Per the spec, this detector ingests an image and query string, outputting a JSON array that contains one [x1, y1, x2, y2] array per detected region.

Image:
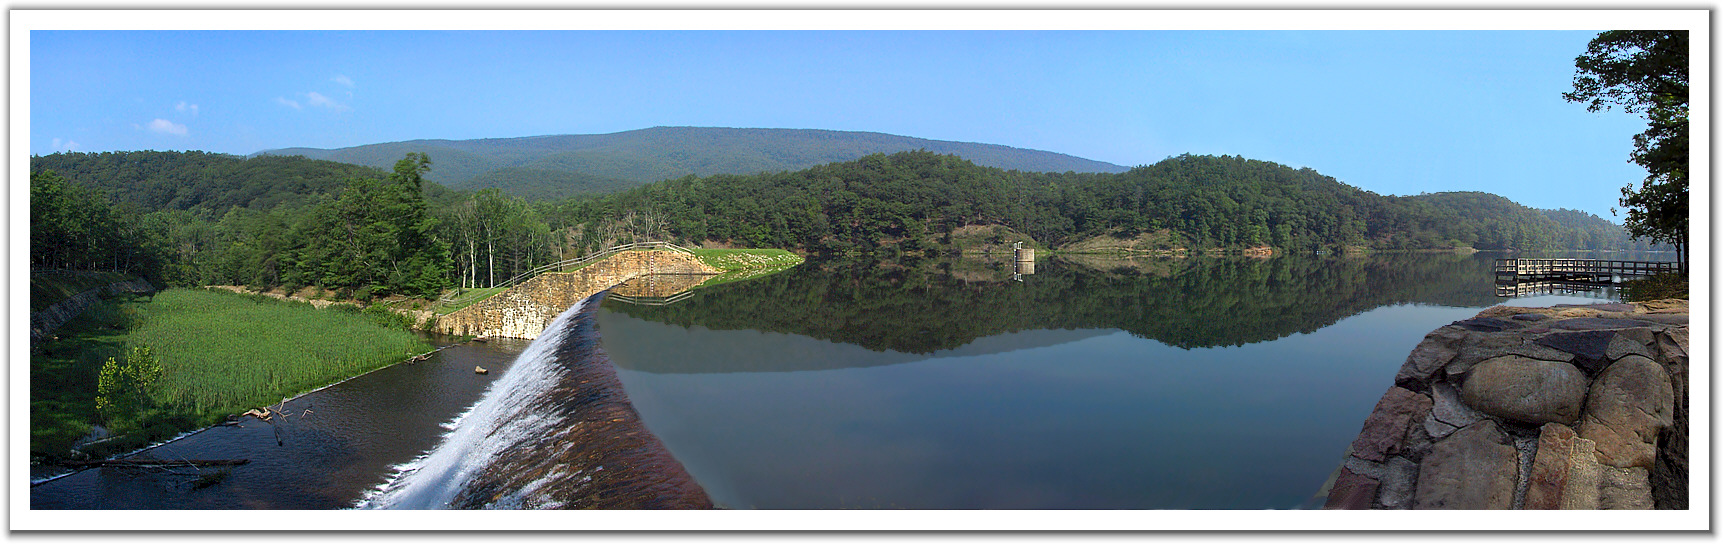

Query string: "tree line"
[[565, 150, 1664, 256], [32, 148, 1662, 302], [1565, 30, 1688, 270]]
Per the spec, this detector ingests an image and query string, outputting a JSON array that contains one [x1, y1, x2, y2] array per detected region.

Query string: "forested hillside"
[[564, 151, 1658, 254], [31, 151, 398, 213], [32, 148, 1658, 304], [261, 126, 1131, 198]]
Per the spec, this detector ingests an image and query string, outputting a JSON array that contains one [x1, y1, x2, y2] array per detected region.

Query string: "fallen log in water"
[[64, 459, 249, 468]]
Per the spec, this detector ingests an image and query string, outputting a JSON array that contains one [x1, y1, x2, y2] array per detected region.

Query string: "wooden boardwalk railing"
[[1493, 258, 1676, 284], [1493, 280, 1621, 299]]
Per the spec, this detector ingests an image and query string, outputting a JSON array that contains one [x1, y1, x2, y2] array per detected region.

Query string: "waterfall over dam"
[[357, 293, 712, 509]]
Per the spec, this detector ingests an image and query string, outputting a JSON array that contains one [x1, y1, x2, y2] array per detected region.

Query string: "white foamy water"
[[354, 301, 585, 509]]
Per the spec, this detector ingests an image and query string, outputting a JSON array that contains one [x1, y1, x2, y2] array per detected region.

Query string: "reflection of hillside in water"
[[1053, 253, 1187, 278], [601, 252, 1505, 370], [596, 316, 1113, 374]]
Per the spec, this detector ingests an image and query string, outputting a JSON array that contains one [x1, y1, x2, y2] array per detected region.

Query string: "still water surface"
[[29, 251, 1665, 509], [596, 252, 1649, 509]]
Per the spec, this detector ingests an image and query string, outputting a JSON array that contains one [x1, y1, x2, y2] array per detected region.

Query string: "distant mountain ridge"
[[258, 127, 1131, 200]]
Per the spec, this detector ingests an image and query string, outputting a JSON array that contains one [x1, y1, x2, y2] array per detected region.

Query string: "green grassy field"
[[690, 262, 803, 290], [431, 286, 509, 315], [31, 288, 432, 462], [689, 248, 804, 271]]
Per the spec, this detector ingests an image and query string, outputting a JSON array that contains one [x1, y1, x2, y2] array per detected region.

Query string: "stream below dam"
[[30, 335, 531, 509]]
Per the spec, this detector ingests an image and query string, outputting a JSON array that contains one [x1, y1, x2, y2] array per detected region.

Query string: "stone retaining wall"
[[1325, 300, 1689, 510], [30, 277, 156, 344], [432, 250, 721, 340]]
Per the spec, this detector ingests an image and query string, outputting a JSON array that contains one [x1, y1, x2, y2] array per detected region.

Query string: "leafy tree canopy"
[[1565, 30, 1688, 267]]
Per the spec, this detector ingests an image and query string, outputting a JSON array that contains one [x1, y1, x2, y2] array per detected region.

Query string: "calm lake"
[[29, 251, 1668, 509]]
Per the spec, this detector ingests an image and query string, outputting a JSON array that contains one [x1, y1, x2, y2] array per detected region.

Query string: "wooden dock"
[[1494, 259, 1676, 284]]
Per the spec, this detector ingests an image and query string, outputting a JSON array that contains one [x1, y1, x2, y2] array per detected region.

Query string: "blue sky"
[[31, 29, 1654, 219]]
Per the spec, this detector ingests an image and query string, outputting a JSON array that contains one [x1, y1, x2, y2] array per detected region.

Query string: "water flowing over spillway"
[[357, 294, 711, 509]]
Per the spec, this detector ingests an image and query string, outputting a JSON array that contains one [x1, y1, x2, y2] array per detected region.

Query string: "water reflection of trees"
[[604, 252, 1503, 353]]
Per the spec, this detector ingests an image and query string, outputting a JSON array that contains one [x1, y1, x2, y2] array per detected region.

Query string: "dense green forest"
[[261, 126, 1131, 195], [30, 151, 418, 213], [30, 171, 169, 277], [566, 151, 1662, 255], [32, 148, 1659, 303]]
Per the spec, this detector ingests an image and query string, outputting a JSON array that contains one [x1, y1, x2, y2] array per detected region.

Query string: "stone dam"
[[431, 249, 722, 340]]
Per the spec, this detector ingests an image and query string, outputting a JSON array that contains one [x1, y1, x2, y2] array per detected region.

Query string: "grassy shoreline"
[[30, 288, 433, 464], [689, 248, 804, 271]]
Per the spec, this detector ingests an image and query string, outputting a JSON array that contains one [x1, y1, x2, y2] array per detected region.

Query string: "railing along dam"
[[432, 248, 722, 340]]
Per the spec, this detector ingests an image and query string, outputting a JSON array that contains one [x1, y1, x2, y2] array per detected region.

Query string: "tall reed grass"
[[130, 288, 432, 425]]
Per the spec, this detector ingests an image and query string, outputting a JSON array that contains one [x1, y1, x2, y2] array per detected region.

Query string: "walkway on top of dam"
[[431, 243, 724, 340]]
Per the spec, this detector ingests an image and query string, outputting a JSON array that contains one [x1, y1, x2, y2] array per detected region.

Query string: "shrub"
[[95, 346, 162, 427]]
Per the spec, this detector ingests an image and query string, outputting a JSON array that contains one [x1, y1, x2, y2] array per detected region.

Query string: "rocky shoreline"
[[1324, 299, 1689, 510]]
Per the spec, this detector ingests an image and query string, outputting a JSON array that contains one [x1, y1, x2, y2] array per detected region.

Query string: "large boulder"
[[1443, 333, 1573, 383], [1577, 355, 1674, 469], [1413, 420, 1519, 509], [1348, 386, 1433, 463], [1460, 356, 1588, 426]]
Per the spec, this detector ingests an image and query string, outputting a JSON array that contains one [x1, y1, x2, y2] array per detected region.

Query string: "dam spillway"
[[358, 294, 712, 509]]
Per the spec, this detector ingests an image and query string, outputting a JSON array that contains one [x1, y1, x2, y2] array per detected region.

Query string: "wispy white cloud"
[[51, 138, 81, 152], [176, 101, 199, 116], [276, 96, 302, 110], [146, 118, 188, 136], [305, 91, 348, 111], [332, 74, 355, 88]]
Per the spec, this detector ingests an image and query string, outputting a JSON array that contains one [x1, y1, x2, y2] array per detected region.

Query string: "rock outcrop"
[[1325, 299, 1688, 510], [30, 277, 156, 344]]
